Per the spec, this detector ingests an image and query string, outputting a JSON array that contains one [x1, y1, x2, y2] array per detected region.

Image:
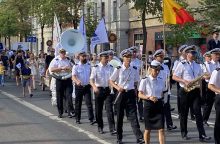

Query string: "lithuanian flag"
[[163, 0, 195, 25]]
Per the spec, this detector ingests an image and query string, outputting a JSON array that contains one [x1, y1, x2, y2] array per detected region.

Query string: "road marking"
[[0, 90, 111, 144]]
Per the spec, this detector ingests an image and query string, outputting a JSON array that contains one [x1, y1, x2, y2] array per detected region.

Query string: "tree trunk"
[[141, 9, 147, 58], [8, 36, 11, 50], [20, 35, 23, 42], [41, 24, 45, 52], [4, 37, 7, 48]]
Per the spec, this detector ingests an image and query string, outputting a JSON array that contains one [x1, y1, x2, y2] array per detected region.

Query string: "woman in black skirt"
[[138, 60, 165, 144]]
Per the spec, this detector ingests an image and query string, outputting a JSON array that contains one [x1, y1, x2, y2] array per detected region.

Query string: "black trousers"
[[95, 87, 115, 131], [214, 95, 220, 144], [177, 83, 181, 115], [75, 85, 94, 121], [179, 88, 206, 137], [164, 93, 174, 128], [56, 78, 74, 116], [203, 83, 216, 122], [116, 90, 143, 140]]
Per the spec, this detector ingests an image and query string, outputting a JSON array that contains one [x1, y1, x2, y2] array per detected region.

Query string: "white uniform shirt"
[[172, 56, 185, 71], [201, 61, 213, 82], [209, 69, 220, 94], [211, 60, 220, 71], [48, 56, 72, 76], [110, 64, 140, 90], [173, 61, 203, 87], [90, 63, 114, 87], [158, 63, 170, 91], [72, 62, 91, 86], [138, 75, 165, 99], [130, 58, 142, 71]]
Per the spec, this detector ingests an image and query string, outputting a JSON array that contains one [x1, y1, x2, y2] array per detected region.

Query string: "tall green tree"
[[124, 0, 162, 56], [199, 0, 220, 30]]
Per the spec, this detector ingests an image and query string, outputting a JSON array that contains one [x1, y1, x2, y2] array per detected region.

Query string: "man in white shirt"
[[72, 51, 94, 124], [109, 49, 144, 144], [208, 68, 220, 144], [90, 51, 116, 135]]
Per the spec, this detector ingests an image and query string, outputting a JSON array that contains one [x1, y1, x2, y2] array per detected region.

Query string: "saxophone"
[[184, 73, 208, 92]]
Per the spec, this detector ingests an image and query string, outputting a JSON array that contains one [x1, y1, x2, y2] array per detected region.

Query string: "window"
[[113, 1, 117, 21]]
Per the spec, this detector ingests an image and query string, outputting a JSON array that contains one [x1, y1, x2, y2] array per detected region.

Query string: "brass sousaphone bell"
[[60, 29, 85, 54]]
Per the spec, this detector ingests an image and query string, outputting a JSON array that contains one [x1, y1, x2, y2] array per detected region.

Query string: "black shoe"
[[58, 114, 62, 118], [136, 138, 144, 144], [30, 94, 33, 97], [170, 108, 175, 111], [76, 120, 81, 124], [110, 130, 117, 135], [90, 120, 97, 125], [167, 125, 177, 130], [199, 135, 211, 142], [68, 112, 75, 118], [191, 115, 196, 120], [98, 127, 104, 134], [182, 135, 190, 140], [116, 139, 123, 144], [203, 121, 209, 127]]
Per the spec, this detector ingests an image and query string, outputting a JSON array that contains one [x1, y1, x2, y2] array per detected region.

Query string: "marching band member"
[[172, 45, 187, 117], [172, 45, 211, 142], [109, 49, 144, 144], [153, 49, 177, 131], [90, 51, 116, 134], [203, 48, 220, 126], [49, 49, 75, 118], [138, 60, 165, 144], [208, 67, 220, 144], [72, 51, 95, 124], [130, 47, 144, 122]]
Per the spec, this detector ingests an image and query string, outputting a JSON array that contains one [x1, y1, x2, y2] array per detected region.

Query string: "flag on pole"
[[79, 16, 87, 52], [90, 18, 109, 53], [163, 0, 195, 25], [53, 13, 61, 56]]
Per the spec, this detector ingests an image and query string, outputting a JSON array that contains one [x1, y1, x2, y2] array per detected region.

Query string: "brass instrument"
[[184, 73, 208, 92]]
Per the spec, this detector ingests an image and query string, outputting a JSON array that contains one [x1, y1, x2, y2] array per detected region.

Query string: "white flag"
[[90, 18, 109, 53], [53, 13, 61, 56], [79, 16, 87, 52]]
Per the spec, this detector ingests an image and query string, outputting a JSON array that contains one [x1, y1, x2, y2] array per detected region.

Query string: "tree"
[[124, 0, 162, 56], [199, 0, 220, 30]]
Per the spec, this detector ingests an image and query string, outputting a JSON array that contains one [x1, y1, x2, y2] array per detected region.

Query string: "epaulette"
[[142, 76, 148, 79], [55, 58, 59, 61], [92, 65, 98, 67], [133, 66, 137, 70], [216, 68, 220, 71], [88, 63, 90, 65], [181, 61, 186, 64], [158, 77, 162, 79], [109, 65, 113, 67], [116, 66, 121, 69], [75, 64, 78, 66], [66, 57, 70, 60]]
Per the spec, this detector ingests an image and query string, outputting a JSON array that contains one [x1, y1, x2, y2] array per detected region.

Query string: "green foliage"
[[199, 0, 220, 30]]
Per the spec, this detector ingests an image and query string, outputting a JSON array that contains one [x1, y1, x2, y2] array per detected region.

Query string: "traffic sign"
[[26, 36, 37, 42]]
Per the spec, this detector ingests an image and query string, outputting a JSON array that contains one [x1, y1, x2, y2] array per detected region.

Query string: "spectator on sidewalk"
[[0, 61, 5, 86]]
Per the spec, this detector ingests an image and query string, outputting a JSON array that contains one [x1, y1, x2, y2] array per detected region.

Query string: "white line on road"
[[0, 90, 111, 144]]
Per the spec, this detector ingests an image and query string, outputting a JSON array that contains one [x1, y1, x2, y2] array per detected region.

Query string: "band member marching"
[[138, 60, 165, 144], [72, 51, 95, 124], [202, 48, 220, 126], [172, 45, 211, 142], [90, 51, 116, 135], [153, 49, 177, 130], [109, 49, 144, 144], [208, 67, 220, 144], [49, 49, 75, 118]]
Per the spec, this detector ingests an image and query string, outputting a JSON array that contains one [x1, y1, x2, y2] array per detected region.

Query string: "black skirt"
[[144, 99, 164, 130]]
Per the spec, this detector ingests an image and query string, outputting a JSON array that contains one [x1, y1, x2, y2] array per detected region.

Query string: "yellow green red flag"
[[163, 0, 195, 25]]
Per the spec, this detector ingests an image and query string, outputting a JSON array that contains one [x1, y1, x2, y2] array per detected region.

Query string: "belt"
[[76, 84, 90, 88], [124, 89, 134, 92], [98, 87, 109, 89]]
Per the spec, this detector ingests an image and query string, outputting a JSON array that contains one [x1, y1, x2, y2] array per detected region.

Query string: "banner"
[[90, 18, 109, 53], [53, 13, 61, 56], [79, 16, 87, 52]]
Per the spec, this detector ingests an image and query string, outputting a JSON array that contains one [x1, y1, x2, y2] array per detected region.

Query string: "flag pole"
[[163, 0, 166, 52]]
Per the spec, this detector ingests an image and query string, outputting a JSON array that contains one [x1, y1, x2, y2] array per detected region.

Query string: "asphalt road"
[[0, 78, 216, 144]]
